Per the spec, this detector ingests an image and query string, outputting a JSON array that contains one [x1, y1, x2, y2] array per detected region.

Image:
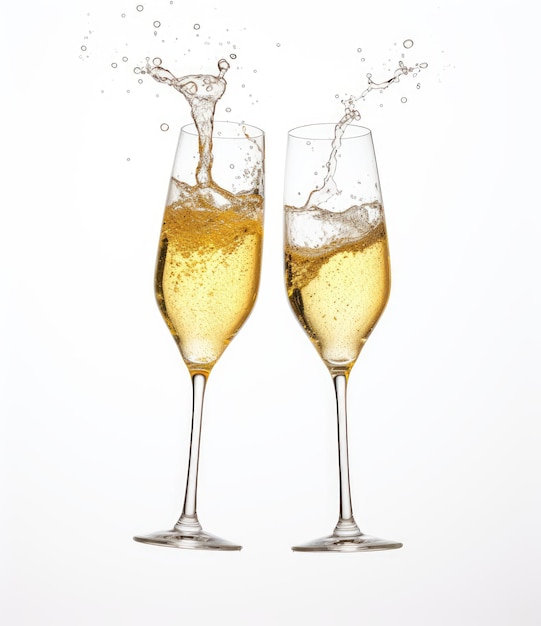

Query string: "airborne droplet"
[[136, 5, 144, 12], [160, 123, 169, 131], [403, 39, 414, 49]]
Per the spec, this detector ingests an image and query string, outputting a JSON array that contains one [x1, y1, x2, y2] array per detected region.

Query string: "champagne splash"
[[141, 58, 230, 185], [304, 50, 427, 210]]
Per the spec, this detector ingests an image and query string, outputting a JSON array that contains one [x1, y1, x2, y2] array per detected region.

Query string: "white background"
[[2, 0, 540, 624]]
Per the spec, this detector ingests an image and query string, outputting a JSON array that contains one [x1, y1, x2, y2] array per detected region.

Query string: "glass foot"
[[292, 532, 403, 552], [133, 529, 242, 551]]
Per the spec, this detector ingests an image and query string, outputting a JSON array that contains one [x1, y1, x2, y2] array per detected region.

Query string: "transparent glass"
[[284, 123, 402, 552], [134, 121, 265, 550]]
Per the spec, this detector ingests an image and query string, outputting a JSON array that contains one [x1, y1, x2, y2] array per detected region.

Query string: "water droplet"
[[335, 94, 339, 99], [160, 123, 169, 131], [138, 79, 143, 84], [127, 90, 130, 93], [153, 21, 161, 27], [253, 69, 257, 73], [153, 57, 162, 66], [361, 58, 365, 62], [276, 43, 281, 47], [416, 83, 421, 89], [306, 141, 311, 145], [379, 103, 383, 107], [136, 5, 144, 12], [403, 39, 414, 49], [121, 13, 126, 18], [81, 45, 87, 51], [122, 56, 128, 62], [134, 66, 141, 74], [230, 53, 237, 59], [127, 157, 131, 161], [401, 97, 407, 103], [229, 164, 235, 169], [419, 62, 428, 68], [111, 62, 118, 68], [357, 48, 362, 53], [225, 107, 231, 112], [193, 23, 200, 30]]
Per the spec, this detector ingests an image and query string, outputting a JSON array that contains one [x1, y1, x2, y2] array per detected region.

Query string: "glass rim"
[[181, 120, 264, 139], [288, 123, 372, 140]]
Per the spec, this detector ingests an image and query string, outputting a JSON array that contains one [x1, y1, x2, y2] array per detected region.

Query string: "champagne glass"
[[134, 121, 265, 550], [284, 123, 402, 552]]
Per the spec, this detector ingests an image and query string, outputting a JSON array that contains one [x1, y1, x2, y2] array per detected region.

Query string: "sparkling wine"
[[144, 59, 264, 374], [286, 209, 389, 376], [156, 191, 263, 375], [284, 52, 423, 376]]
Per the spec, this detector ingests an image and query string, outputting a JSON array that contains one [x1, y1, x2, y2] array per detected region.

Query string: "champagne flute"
[[284, 123, 402, 552], [134, 121, 265, 550]]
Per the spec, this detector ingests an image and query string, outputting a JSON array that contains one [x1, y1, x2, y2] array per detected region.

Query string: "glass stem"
[[333, 374, 362, 538], [175, 373, 207, 534]]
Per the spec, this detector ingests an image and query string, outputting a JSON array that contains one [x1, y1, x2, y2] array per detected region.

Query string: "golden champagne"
[[156, 187, 263, 375], [285, 219, 390, 377]]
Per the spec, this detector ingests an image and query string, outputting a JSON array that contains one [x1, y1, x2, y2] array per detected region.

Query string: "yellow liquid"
[[156, 192, 263, 375], [285, 221, 390, 376]]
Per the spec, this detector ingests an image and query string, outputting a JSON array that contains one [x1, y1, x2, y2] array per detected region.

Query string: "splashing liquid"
[[143, 58, 230, 185], [304, 54, 427, 210]]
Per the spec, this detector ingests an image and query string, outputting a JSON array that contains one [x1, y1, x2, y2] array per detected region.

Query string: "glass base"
[[133, 528, 242, 551], [292, 532, 403, 552]]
